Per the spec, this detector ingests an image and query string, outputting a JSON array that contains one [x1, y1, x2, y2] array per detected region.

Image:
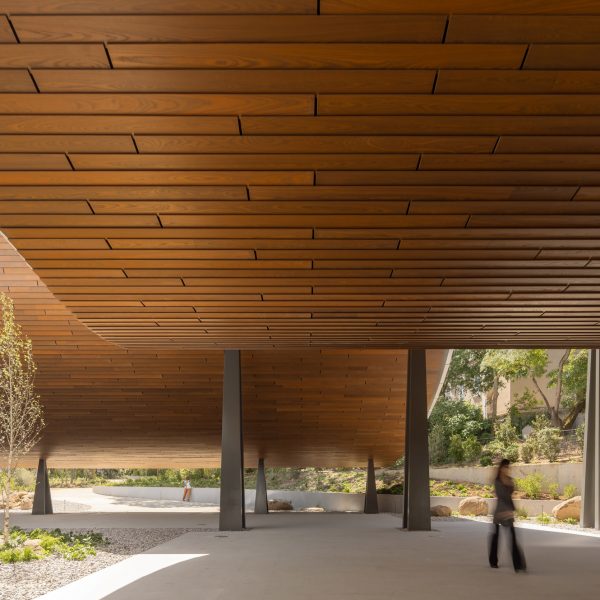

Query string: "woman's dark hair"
[[495, 458, 510, 480]]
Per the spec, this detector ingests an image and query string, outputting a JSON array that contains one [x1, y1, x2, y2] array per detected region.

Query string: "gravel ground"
[[0, 527, 215, 600]]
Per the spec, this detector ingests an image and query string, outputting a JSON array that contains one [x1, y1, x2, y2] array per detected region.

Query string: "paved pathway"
[[23, 511, 600, 600]]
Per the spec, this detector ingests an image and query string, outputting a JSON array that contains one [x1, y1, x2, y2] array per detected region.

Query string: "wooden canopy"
[[1, 233, 448, 467], [0, 0, 599, 349]]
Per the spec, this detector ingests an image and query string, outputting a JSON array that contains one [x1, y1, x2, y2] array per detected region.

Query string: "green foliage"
[[524, 415, 562, 462], [111, 468, 221, 488], [448, 434, 464, 463], [563, 484, 577, 499], [429, 479, 494, 498], [479, 453, 493, 467], [547, 349, 588, 412], [536, 512, 553, 525], [0, 527, 105, 563], [428, 397, 487, 465], [482, 349, 549, 381], [462, 436, 482, 462], [484, 417, 520, 462], [520, 440, 535, 463], [548, 482, 560, 499], [561, 517, 579, 525], [441, 349, 498, 400], [515, 473, 545, 499], [512, 388, 539, 412], [428, 424, 449, 465]]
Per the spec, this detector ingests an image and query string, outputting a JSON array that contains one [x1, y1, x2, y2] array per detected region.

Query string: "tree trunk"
[[562, 396, 586, 430], [2, 464, 12, 541], [487, 376, 500, 420]]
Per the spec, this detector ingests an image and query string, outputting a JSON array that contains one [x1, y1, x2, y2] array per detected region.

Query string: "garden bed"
[[0, 527, 210, 600]]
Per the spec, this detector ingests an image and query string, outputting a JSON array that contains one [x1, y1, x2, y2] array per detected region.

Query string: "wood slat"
[[0, 70, 37, 92], [0, 44, 109, 68], [109, 43, 526, 69], [318, 94, 600, 116], [0, 1, 319, 15], [525, 45, 600, 69], [446, 16, 600, 43], [0, 135, 136, 153], [69, 153, 419, 171], [12, 15, 446, 43], [435, 71, 600, 94], [320, 0, 600, 14], [242, 116, 600, 135], [0, 115, 240, 134], [135, 135, 495, 154], [33, 69, 435, 94], [0, 94, 314, 115]]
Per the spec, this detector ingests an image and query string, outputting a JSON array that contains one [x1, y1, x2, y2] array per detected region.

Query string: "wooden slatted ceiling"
[[1, 1, 600, 348], [1, 234, 448, 467]]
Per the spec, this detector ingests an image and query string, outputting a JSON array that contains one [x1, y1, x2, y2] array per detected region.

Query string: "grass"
[[0, 527, 106, 564]]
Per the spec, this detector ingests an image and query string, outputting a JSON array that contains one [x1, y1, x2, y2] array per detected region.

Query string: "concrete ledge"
[[93, 487, 562, 516], [430, 463, 582, 490]]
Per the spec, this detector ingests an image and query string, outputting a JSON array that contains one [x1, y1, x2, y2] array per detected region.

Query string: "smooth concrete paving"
[[19, 511, 600, 600]]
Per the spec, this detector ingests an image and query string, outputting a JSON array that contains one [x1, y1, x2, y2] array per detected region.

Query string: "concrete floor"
[[18, 509, 600, 600]]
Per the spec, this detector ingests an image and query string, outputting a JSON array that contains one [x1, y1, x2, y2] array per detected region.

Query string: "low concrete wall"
[[93, 487, 560, 516], [430, 463, 582, 492]]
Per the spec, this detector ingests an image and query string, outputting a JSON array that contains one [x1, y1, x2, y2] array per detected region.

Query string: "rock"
[[430, 505, 452, 517], [552, 496, 581, 521], [268, 499, 293, 511], [23, 539, 42, 548], [300, 507, 325, 512], [20, 498, 33, 510], [458, 497, 489, 516]]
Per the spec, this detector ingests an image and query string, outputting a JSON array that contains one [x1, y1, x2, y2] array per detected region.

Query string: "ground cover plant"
[[0, 527, 105, 563]]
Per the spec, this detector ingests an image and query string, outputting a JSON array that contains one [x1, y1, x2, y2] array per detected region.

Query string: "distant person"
[[489, 459, 526, 572], [182, 478, 192, 502]]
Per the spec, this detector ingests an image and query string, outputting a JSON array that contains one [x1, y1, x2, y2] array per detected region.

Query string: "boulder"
[[300, 507, 325, 513], [23, 539, 41, 548], [430, 505, 452, 517], [268, 499, 293, 511], [20, 498, 33, 510], [458, 497, 489, 517], [552, 496, 581, 521]]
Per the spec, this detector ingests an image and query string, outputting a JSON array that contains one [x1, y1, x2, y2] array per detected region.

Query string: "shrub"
[[520, 440, 535, 463], [0, 547, 40, 563], [563, 484, 577, 499], [484, 417, 520, 463], [535, 427, 561, 462], [429, 423, 450, 465], [515, 473, 545, 499], [562, 517, 578, 525], [536, 512, 552, 525], [462, 436, 482, 463], [479, 453, 493, 467], [548, 482, 560, 499], [448, 434, 465, 463]]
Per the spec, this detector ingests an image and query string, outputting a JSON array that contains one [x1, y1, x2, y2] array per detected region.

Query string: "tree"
[[547, 349, 587, 429], [441, 349, 498, 417], [0, 292, 44, 540]]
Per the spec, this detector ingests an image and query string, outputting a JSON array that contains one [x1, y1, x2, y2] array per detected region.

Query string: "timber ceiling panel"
[[1, 233, 447, 467], [0, 0, 600, 348]]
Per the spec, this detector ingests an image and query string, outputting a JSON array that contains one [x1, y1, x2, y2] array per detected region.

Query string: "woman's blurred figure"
[[489, 459, 526, 572]]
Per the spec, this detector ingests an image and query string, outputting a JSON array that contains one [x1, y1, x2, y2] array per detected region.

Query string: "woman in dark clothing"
[[489, 459, 526, 572]]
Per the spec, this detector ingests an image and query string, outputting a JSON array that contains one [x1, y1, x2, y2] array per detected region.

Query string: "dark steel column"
[[404, 348, 431, 531], [32, 458, 53, 515], [402, 375, 411, 528], [254, 458, 269, 514], [219, 350, 245, 531], [582, 349, 598, 528], [364, 457, 379, 514]]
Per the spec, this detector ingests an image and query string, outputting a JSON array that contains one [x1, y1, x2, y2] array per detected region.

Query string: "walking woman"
[[489, 459, 526, 572]]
